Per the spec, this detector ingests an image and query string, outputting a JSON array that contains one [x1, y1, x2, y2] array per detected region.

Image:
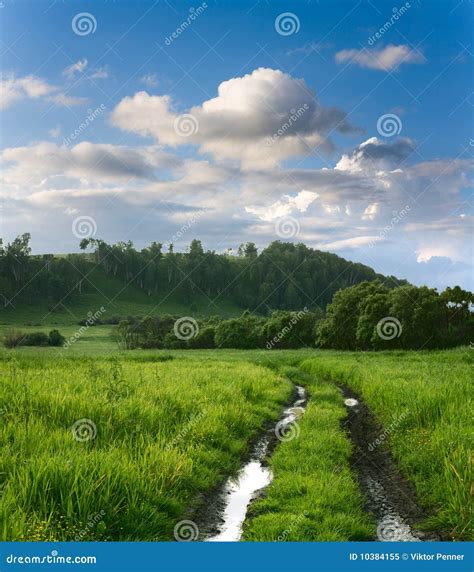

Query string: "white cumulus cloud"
[[111, 67, 361, 169]]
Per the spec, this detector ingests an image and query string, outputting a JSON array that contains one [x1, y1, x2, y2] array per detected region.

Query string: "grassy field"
[[300, 350, 473, 540], [0, 354, 292, 540], [0, 342, 472, 541]]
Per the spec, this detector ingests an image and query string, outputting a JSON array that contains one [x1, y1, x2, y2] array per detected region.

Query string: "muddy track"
[[194, 384, 308, 541], [340, 385, 441, 541]]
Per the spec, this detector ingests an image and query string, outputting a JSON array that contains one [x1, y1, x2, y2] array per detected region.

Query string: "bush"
[[4, 329, 66, 348], [215, 315, 262, 349], [188, 326, 216, 349], [21, 332, 49, 346], [3, 329, 25, 348], [48, 329, 65, 347], [162, 332, 187, 349]]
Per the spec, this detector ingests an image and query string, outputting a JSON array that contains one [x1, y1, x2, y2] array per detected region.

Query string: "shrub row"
[[3, 329, 65, 348]]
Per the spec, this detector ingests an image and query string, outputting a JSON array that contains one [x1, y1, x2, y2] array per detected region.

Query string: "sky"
[[0, 0, 473, 290]]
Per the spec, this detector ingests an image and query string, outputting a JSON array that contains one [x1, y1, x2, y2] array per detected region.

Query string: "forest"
[[0, 234, 404, 312]]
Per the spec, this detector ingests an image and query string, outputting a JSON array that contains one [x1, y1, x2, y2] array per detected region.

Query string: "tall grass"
[[0, 356, 291, 540], [243, 367, 373, 541], [1, 347, 470, 541], [301, 349, 473, 540]]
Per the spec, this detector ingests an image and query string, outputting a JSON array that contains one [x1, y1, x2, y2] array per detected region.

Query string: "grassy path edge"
[[300, 354, 473, 541], [242, 366, 374, 541]]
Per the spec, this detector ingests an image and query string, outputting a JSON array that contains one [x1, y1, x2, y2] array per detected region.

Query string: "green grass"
[[0, 354, 292, 540], [300, 349, 473, 540], [243, 367, 373, 541], [0, 346, 471, 541]]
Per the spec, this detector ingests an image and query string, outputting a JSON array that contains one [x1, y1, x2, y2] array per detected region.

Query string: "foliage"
[[316, 281, 473, 350], [214, 312, 263, 349], [0, 233, 402, 313], [3, 328, 66, 348], [48, 329, 66, 347], [115, 310, 324, 350], [3, 329, 26, 348]]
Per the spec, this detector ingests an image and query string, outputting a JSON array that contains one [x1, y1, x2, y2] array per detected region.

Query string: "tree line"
[[116, 280, 473, 351], [0, 234, 404, 312], [79, 237, 405, 311], [0, 234, 88, 309]]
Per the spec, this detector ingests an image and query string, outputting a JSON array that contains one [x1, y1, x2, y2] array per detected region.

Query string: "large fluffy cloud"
[[110, 67, 361, 168]]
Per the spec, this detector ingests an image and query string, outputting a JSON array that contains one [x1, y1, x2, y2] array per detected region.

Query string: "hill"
[[0, 234, 406, 326]]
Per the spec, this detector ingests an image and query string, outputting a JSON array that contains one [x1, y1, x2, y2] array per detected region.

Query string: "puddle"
[[340, 386, 439, 542], [201, 385, 308, 542]]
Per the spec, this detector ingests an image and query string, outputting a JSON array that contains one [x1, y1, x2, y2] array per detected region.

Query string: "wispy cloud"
[[335, 44, 425, 71], [140, 73, 159, 87], [89, 67, 109, 80], [63, 58, 88, 79], [0, 74, 86, 109]]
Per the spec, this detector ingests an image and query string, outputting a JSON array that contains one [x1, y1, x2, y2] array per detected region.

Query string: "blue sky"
[[1, 0, 473, 290]]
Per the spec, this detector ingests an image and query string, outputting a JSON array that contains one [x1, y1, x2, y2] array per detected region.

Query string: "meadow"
[[0, 340, 472, 541], [0, 353, 292, 540], [301, 350, 473, 540]]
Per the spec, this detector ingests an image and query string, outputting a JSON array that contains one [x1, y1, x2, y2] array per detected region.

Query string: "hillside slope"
[[0, 236, 406, 326], [0, 265, 243, 326]]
